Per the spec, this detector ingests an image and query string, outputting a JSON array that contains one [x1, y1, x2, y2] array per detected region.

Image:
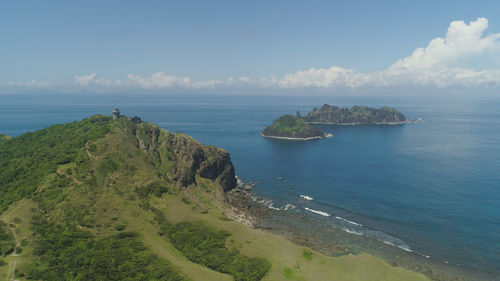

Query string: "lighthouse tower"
[[112, 107, 121, 120]]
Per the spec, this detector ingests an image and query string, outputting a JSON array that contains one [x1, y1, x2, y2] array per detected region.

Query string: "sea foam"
[[335, 216, 363, 226], [305, 207, 331, 217]]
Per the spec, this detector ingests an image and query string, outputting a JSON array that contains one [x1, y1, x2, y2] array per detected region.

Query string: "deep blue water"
[[1, 94, 499, 274]]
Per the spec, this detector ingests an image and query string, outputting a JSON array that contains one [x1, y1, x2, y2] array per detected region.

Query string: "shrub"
[[2, 246, 14, 256], [302, 249, 313, 260], [28, 219, 187, 281], [115, 224, 127, 231], [154, 211, 270, 281], [15, 247, 23, 254]]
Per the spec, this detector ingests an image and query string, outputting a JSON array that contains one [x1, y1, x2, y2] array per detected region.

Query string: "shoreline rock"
[[261, 133, 333, 141], [225, 177, 491, 281]]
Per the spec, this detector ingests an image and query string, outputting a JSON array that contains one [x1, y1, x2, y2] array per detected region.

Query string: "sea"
[[1, 93, 499, 279]]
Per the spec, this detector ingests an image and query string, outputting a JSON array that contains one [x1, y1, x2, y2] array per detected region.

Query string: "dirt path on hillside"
[[8, 227, 20, 281]]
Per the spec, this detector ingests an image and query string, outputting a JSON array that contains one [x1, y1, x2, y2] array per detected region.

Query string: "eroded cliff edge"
[[124, 120, 237, 192]]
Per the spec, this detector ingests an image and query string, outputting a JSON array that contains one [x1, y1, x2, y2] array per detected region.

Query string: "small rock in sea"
[[244, 185, 252, 191], [289, 184, 294, 186], [278, 177, 284, 180]]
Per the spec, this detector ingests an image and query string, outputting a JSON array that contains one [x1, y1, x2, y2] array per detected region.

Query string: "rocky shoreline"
[[308, 121, 410, 125], [226, 178, 496, 281], [307, 118, 424, 126], [260, 133, 333, 141]]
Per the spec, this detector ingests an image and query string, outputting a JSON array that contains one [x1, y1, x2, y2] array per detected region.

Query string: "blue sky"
[[1, 0, 500, 93]]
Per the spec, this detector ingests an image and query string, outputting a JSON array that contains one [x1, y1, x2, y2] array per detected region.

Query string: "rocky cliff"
[[128, 121, 236, 191]]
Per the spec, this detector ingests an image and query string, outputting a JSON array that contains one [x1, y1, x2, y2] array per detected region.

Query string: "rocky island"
[[261, 114, 331, 140], [303, 104, 407, 125]]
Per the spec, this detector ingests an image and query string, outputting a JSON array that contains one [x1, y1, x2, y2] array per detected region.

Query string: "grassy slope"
[[0, 116, 428, 281], [154, 194, 428, 281], [0, 199, 37, 281], [0, 120, 234, 281]]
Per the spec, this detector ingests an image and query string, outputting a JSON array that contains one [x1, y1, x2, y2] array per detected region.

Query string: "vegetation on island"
[[0, 134, 12, 143], [0, 114, 429, 281], [302, 104, 407, 124], [261, 114, 326, 139]]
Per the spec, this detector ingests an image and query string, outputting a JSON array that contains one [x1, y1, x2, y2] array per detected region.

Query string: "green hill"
[[261, 114, 326, 139], [0, 115, 428, 281]]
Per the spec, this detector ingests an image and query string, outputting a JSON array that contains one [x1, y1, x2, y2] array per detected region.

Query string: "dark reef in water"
[[227, 180, 497, 281]]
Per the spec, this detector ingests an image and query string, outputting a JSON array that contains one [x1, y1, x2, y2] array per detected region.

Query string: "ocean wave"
[[342, 228, 364, 236], [305, 207, 331, 217], [268, 202, 296, 211], [382, 240, 413, 253], [300, 195, 314, 201], [268, 203, 281, 210], [335, 216, 363, 226], [381, 240, 431, 259]]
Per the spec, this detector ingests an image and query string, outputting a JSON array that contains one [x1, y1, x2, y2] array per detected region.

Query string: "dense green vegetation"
[[0, 221, 14, 257], [154, 210, 270, 281], [0, 115, 112, 213], [0, 116, 193, 280], [270, 114, 307, 134], [28, 217, 187, 281], [0, 115, 271, 281], [261, 114, 325, 138], [0, 134, 12, 143], [303, 104, 407, 124], [135, 180, 173, 199]]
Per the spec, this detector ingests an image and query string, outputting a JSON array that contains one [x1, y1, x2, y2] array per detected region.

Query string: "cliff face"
[[303, 104, 407, 124], [131, 122, 236, 192]]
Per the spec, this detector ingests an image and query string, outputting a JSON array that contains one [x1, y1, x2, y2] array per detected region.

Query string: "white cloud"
[[126, 72, 191, 88], [4, 18, 500, 92], [74, 73, 97, 86], [390, 18, 499, 70], [0, 78, 62, 88], [273, 18, 500, 89], [74, 73, 121, 87]]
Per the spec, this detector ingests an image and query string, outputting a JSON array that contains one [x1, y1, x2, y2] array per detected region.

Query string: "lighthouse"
[[112, 107, 121, 120]]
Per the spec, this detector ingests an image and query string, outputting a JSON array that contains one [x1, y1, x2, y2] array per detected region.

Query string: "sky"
[[1, 0, 500, 94]]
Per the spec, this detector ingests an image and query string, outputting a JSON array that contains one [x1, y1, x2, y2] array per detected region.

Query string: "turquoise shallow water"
[[1, 94, 499, 276]]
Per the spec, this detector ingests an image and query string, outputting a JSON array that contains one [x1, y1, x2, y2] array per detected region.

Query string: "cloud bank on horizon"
[[5, 18, 500, 92]]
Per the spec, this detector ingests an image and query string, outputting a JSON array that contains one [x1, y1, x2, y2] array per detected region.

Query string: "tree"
[[131, 116, 142, 124]]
